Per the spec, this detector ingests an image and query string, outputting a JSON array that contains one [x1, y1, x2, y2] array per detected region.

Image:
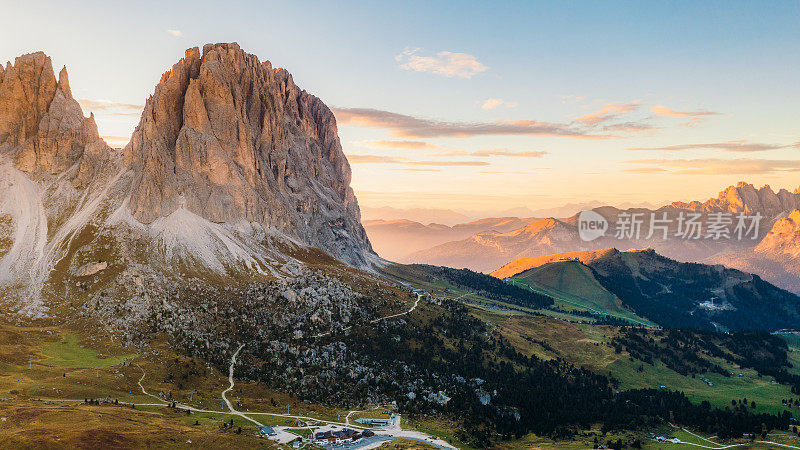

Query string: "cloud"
[[471, 149, 548, 158], [333, 107, 605, 139], [570, 102, 655, 134], [101, 135, 132, 145], [360, 140, 441, 150], [394, 168, 441, 172], [395, 48, 488, 79], [78, 99, 144, 116], [409, 160, 490, 167], [575, 102, 639, 125], [481, 98, 517, 110], [651, 105, 720, 126], [478, 170, 550, 174], [627, 140, 795, 153], [347, 155, 404, 164], [346, 154, 489, 166], [357, 140, 547, 158], [624, 158, 800, 175], [166, 29, 183, 38], [623, 167, 668, 174]]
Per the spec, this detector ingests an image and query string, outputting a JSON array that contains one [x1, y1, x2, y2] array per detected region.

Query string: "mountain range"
[[386, 183, 800, 293], [364, 216, 538, 261]]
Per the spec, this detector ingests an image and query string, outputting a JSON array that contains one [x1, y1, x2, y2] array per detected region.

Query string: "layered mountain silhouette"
[[403, 183, 800, 293], [364, 216, 538, 261]]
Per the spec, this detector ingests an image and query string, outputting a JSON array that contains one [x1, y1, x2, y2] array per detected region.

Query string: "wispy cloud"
[[101, 135, 131, 147], [478, 170, 550, 174], [627, 140, 797, 152], [166, 29, 183, 38], [347, 155, 404, 164], [625, 158, 800, 175], [78, 99, 144, 117], [333, 107, 605, 139], [356, 140, 548, 159], [623, 167, 667, 174], [359, 140, 441, 150], [410, 160, 490, 166], [347, 154, 489, 166], [574, 102, 639, 125], [472, 149, 548, 158], [395, 48, 488, 79], [394, 168, 441, 172], [482, 98, 517, 110], [651, 105, 720, 126]]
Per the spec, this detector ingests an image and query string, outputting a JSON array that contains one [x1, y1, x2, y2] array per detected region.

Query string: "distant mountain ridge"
[[404, 183, 800, 284], [364, 216, 538, 261], [360, 206, 472, 226]]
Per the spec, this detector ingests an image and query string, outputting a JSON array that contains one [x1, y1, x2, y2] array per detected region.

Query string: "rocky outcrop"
[[707, 209, 800, 294], [124, 43, 372, 266], [0, 53, 121, 315], [755, 210, 800, 257], [0, 52, 111, 179], [670, 182, 800, 217]]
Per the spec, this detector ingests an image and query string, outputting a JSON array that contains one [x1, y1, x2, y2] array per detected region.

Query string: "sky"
[[2, 0, 799, 216]]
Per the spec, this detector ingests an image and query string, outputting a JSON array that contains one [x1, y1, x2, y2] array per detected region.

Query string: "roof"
[[260, 426, 276, 434]]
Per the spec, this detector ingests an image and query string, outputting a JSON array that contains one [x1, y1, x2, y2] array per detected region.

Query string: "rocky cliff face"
[[0, 45, 375, 316], [707, 210, 800, 294], [124, 43, 371, 266], [0, 52, 112, 180], [755, 210, 800, 257], [0, 52, 121, 315]]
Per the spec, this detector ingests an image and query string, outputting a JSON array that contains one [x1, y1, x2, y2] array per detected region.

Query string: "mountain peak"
[[0, 51, 108, 175], [124, 44, 372, 266]]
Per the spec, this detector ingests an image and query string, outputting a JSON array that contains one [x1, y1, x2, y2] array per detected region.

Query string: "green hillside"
[[509, 261, 655, 326]]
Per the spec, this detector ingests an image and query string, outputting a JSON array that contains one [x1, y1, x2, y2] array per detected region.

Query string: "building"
[[314, 428, 362, 445], [355, 417, 391, 427], [259, 426, 277, 437]]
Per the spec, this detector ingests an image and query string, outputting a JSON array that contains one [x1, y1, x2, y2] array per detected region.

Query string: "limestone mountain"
[[0, 51, 120, 314], [124, 43, 371, 266], [0, 52, 112, 177], [0, 44, 374, 315]]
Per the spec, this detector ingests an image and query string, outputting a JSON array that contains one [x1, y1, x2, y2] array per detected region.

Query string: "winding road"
[[667, 426, 800, 450], [42, 292, 458, 447], [314, 293, 423, 338], [221, 344, 264, 427]]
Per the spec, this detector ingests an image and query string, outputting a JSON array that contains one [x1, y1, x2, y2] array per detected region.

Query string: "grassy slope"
[[0, 316, 345, 448], [381, 262, 605, 324], [473, 311, 798, 418], [0, 401, 276, 449], [509, 261, 656, 326]]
